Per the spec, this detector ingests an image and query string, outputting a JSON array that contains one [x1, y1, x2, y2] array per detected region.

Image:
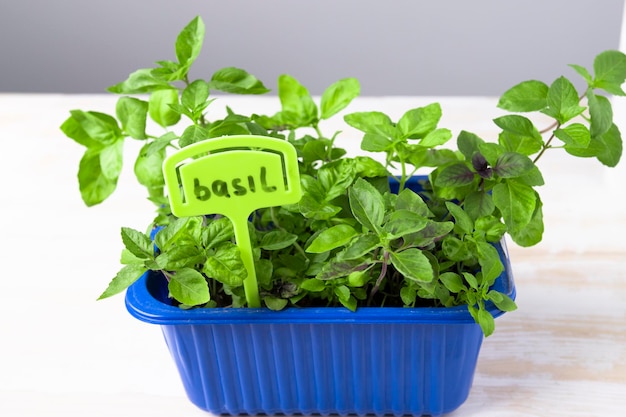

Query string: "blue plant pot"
[[125, 240, 515, 416]]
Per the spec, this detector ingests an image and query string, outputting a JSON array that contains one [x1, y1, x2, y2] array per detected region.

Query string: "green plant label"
[[163, 135, 301, 218]]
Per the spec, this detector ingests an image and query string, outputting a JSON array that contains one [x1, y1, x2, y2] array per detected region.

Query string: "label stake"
[[162, 135, 302, 308]]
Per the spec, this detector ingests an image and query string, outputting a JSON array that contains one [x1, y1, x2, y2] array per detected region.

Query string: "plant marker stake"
[[162, 135, 302, 307]]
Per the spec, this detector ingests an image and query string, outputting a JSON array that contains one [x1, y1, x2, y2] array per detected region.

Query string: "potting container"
[[125, 240, 515, 416]]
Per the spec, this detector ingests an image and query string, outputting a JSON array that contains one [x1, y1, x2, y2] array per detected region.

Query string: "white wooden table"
[[1, 94, 625, 416]]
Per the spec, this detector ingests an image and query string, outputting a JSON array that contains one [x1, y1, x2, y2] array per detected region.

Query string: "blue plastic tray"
[[126, 240, 514, 416]]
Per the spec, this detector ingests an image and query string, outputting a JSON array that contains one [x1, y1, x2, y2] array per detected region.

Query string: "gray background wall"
[[1, 0, 624, 96]]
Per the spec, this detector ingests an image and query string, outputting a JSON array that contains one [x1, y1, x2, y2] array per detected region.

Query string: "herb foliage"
[[61, 17, 625, 336]]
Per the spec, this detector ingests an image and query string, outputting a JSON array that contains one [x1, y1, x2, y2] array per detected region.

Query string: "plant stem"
[[162, 270, 173, 282], [539, 120, 559, 134], [314, 124, 324, 139], [369, 251, 389, 303], [325, 130, 341, 162], [399, 158, 407, 190], [533, 129, 558, 164], [535, 91, 585, 160]]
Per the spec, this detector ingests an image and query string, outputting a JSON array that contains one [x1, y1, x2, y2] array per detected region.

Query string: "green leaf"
[[487, 290, 518, 311], [593, 50, 626, 95], [264, 296, 288, 311], [208, 114, 250, 138], [260, 230, 298, 250], [320, 77, 360, 119], [541, 76, 585, 124], [107, 68, 172, 94], [596, 124, 623, 167], [403, 220, 454, 248], [494, 115, 543, 155], [435, 163, 474, 187], [492, 180, 537, 239], [209, 67, 270, 95], [445, 202, 473, 235], [554, 123, 591, 148], [334, 285, 351, 302], [203, 217, 235, 250], [61, 114, 101, 148], [420, 128, 452, 147], [457, 130, 485, 159], [116, 97, 148, 139], [476, 241, 504, 284], [406, 147, 460, 168], [569, 64, 593, 84], [476, 307, 495, 337], [155, 217, 203, 251], [497, 80, 549, 112], [338, 294, 358, 311], [98, 264, 148, 300], [464, 190, 495, 220], [168, 268, 210, 306], [493, 152, 534, 178], [383, 210, 429, 239], [182, 79, 210, 110], [348, 178, 385, 232], [298, 194, 342, 220], [338, 233, 381, 260], [179, 125, 209, 147], [77, 149, 117, 206], [203, 243, 247, 286], [516, 165, 545, 187], [149, 89, 181, 127], [254, 259, 274, 288], [317, 159, 357, 200], [277, 74, 318, 126], [395, 188, 432, 218], [440, 272, 466, 292], [252, 113, 289, 131], [397, 103, 442, 139], [400, 286, 417, 306], [143, 132, 177, 156], [344, 111, 396, 138], [120, 249, 143, 265], [389, 249, 434, 283], [135, 143, 165, 188], [156, 244, 205, 270], [565, 123, 623, 167], [475, 216, 507, 242], [587, 91, 613, 137], [67, 110, 122, 145], [306, 225, 358, 253], [463, 272, 478, 289], [316, 259, 363, 280], [99, 140, 124, 180], [301, 140, 328, 162], [300, 278, 326, 292], [354, 156, 388, 177], [360, 133, 393, 152], [152, 60, 181, 80], [442, 236, 471, 262], [121, 227, 153, 259], [175, 16, 205, 70], [347, 270, 370, 287]]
